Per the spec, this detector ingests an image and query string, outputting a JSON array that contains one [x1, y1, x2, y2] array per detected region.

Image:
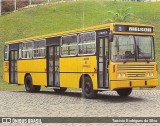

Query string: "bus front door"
[[97, 37, 109, 89], [47, 46, 60, 87], [9, 50, 18, 84]]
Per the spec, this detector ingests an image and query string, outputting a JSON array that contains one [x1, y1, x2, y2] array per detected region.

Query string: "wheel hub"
[[85, 82, 91, 94]]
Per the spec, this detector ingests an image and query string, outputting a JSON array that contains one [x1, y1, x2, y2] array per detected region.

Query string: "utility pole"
[[0, 0, 1, 16], [14, 0, 16, 12], [29, 0, 31, 6]]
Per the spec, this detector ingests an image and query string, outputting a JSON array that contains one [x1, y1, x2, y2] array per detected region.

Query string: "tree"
[[107, 7, 134, 23]]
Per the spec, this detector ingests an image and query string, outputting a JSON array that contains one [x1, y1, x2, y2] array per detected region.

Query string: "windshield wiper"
[[138, 48, 150, 63]]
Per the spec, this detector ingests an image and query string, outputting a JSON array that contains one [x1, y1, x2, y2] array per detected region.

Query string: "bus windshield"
[[111, 35, 154, 62]]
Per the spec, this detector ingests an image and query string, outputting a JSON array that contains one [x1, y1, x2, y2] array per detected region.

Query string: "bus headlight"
[[118, 73, 121, 78], [150, 72, 154, 76], [118, 73, 126, 78], [147, 72, 154, 77], [122, 73, 126, 78]]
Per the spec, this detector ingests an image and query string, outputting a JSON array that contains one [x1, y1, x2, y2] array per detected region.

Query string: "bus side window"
[[78, 31, 96, 55], [4, 45, 9, 60], [61, 34, 77, 56], [33, 39, 46, 58], [21, 42, 33, 59]]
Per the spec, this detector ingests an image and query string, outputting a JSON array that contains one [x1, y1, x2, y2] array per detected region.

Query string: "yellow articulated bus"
[[3, 23, 158, 98]]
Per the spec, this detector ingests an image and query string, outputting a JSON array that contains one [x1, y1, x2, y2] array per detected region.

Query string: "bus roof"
[[5, 23, 154, 44], [5, 24, 110, 44]]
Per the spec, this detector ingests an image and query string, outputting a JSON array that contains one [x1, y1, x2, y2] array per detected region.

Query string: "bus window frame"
[[33, 39, 46, 59], [4, 45, 9, 61], [21, 41, 34, 59], [60, 34, 78, 57], [110, 34, 155, 63], [78, 31, 96, 56], [135, 35, 155, 62]]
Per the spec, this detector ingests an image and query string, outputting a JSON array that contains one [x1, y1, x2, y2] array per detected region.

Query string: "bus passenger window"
[[4, 45, 9, 60], [21, 42, 33, 59], [78, 31, 96, 55], [61, 34, 77, 56], [33, 39, 46, 58]]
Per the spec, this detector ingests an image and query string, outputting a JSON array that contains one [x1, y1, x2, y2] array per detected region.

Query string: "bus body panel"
[[89, 73, 98, 90], [60, 56, 97, 73], [60, 73, 79, 88], [17, 73, 25, 84], [17, 59, 47, 86], [3, 61, 9, 83], [17, 59, 46, 73], [29, 73, 47, 86], [60, 73, 98, 90], [60, 56, 98, 89], [109, 62, 157, 80], [109, 61, 158, 90], [110, 79, 158, 90]]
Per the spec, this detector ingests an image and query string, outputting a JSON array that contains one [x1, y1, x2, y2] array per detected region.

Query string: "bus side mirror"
[[108, 31, 114, 42]]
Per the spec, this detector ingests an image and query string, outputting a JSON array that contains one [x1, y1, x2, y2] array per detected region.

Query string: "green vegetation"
[[107, 7, 134, 22], [0, 80, 25, 91], [0, 1, 160, 90]]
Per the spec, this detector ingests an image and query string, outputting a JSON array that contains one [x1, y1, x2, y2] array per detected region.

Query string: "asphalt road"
[[0, 89, 160, 126]]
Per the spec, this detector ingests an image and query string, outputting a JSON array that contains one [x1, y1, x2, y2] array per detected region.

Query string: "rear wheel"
[[54, 88, 67, 93], [82, 76, 97, 99], [24, 75, 41, 93], [116, 88, 132, 97]]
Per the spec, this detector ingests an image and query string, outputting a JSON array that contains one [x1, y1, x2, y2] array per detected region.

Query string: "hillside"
[[1, 1, 160, 41], [0, 1, 160, 85]]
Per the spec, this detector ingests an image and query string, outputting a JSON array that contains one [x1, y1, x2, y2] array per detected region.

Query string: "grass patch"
[[0, 82, 25, 91], [0, 80, 53, 91], [1, 1, 160, 42]]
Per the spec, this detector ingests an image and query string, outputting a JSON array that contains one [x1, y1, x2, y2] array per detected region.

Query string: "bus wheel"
[[54, 88, 67, 93], [116, 88, 132, 97], [24, 75, 41, 93], [82, 76, 97, 99]]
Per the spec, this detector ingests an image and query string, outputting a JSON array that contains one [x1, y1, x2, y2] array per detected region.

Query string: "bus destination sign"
[[115, 25, 153, 33], [96, 29, 109, 37]]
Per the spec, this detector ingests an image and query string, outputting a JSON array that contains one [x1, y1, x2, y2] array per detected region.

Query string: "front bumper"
[[110, 79, 158, 90]]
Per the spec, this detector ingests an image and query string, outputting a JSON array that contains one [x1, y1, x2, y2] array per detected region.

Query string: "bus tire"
[[24, 75, 41, 93], [82, 76, 97, 99], [54, 88, 67, 93], [116, 88, 132, 97]]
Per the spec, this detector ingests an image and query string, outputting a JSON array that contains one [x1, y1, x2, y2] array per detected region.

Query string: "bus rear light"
[[113, 65, 115, 72], [94, 68, 97, 72]]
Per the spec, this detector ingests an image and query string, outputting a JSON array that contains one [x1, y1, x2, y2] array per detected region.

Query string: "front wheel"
[[82, 76, 97, 99], [116, 88, 132, 97]]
